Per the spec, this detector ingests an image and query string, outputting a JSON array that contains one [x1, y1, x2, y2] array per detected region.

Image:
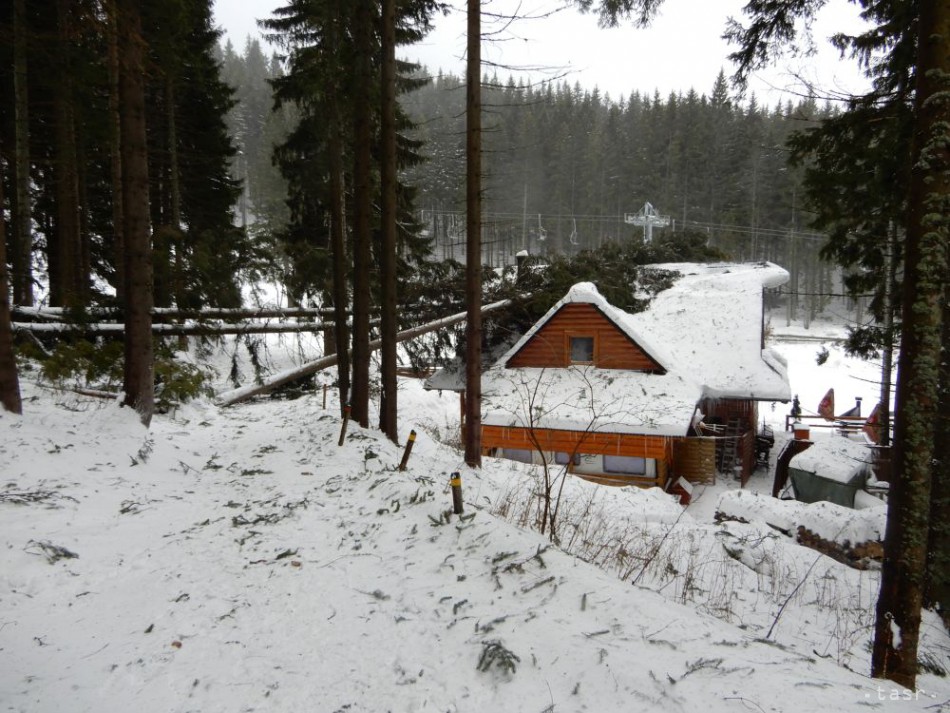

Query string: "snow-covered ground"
[[2, 324, 948, 712]]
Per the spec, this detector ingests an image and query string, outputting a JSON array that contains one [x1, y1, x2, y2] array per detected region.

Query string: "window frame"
[[568, 334, 595, 364], [502, 448, 534, 464], [603, 455, 648, 475], [554, 451, 580, 466]]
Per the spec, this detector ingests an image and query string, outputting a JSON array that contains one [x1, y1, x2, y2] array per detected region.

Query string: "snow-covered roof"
[[790, 435, 873, 484], [482, 365, 702, 437], [717, 490, 886, 545], [484, 263, 791, 436], [623, 262, 790, 401]]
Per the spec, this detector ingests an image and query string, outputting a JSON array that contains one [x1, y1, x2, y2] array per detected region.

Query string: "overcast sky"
[[213, 0, 870, 103]]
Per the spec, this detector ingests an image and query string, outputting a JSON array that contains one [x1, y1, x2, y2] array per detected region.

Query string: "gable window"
[[570, 336, 594, 363]]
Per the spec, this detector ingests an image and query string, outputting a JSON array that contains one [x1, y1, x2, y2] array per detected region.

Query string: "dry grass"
[[491, 470, 885, 668]]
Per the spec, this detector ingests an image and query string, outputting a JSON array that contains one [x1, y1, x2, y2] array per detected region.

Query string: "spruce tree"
[[722, 0, 949, 689], [145, 0, 242, 309], [117, 0, 154, 426], [12, 0, 33, 306], [0, 144, 23, 414]]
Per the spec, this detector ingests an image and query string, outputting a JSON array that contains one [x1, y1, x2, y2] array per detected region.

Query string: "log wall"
[[482, 424, 670, 460], [506, 303, 663, 371], [672, 437, 717, 484]]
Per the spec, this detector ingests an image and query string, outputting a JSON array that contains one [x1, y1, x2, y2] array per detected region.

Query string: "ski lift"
[[624, 201, 670, 243], [569, 218, 579, 246]]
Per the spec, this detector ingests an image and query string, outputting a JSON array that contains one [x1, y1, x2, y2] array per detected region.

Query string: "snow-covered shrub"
[[35, 338, 213, 410]]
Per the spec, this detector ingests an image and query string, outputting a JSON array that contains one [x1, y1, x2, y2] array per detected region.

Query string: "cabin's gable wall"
[[506, 303, 661, 371]]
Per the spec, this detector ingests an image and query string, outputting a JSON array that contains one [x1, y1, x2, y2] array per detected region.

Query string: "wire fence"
[[417, 208, 828, 268]]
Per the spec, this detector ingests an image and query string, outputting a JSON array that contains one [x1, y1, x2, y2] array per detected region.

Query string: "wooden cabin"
[[479, 262, 791, 488]]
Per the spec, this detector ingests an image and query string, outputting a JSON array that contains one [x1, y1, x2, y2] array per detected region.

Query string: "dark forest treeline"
[[0, 0, 246, 422], [401, 70, 834, 267], [217, 38, 294, 263], [0, 0, 242, 311], [218, 47, 843, 322]]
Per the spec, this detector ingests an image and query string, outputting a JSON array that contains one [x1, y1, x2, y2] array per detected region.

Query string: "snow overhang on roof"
[[790, 436, 873, 484], [423, 362, 465, 392], [622, 262, 792, 402], [481, 364, 702, 437]]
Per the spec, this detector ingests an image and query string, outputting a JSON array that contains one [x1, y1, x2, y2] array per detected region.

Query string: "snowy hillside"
[[2, 337, 948, 712]]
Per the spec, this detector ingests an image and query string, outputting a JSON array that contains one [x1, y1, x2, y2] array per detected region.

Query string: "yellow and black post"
[[450, 471, 463, 514], [398, 430, 417, 472]]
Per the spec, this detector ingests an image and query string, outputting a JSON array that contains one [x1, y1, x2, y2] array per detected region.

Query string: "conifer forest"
[[0, 2, 888, 332]]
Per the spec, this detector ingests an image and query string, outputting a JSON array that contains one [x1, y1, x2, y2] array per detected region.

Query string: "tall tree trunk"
[[152, 78, 182, 310], [12, 0, 33, 307], [165, 77, 187, 350], [350, 0, 373, 428], [378, 0, 398, 442], [77, 123, 92, 300], [879, 221, 898, 448], [105, 0, 125, 303], [0, 144, 24, 414], [54, 0, 83, 309], [329, 108, 350, 413], [166, 76, 185, 311], [925, 286, 950, 628], [323, 11, 350, 414], [872, 0, 950, 689], [464, 0, 482, 467], [118, 0, 154, 426]]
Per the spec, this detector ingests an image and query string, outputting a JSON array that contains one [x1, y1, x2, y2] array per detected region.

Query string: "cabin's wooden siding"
[[701, 398, 757, 431], [506, 303, 662, 371], [699, 398, 759, 484], [482, 424, 670, 460], [738, 431, 755, 487], [482, 424, 675, 488], [672, 437, 717, 484], [577, 472, 663, 487]]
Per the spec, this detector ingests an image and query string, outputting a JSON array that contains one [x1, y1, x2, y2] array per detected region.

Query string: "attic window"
[[570, 336, 594, 363]]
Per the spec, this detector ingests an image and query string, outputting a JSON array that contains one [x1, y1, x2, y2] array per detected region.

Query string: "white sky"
[[213, 0, 871, 103]]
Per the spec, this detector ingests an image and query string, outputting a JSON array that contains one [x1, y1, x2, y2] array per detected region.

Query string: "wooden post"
[[338, 404, 351, 446], [450, 471, 463, 514], [398, 430, 417, 472], [322, 383, 327, 410]]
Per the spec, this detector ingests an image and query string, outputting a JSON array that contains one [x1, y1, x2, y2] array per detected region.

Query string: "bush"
[[154, 356, 214, 409], [38, 338, 212, 410], [40, 339, 124, 387]]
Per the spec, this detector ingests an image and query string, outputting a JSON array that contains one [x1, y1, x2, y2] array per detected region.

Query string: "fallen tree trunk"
[[13, 306, 336, 321], [13, 320, 342, 336], [216, 299, 513, 407]]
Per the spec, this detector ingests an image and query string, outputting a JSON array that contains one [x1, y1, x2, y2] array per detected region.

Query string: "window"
[[570, 336, 594, 363], [502, 448, 534, 464], [603, 455, 647, 475], [555, 451, 580, 466]]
